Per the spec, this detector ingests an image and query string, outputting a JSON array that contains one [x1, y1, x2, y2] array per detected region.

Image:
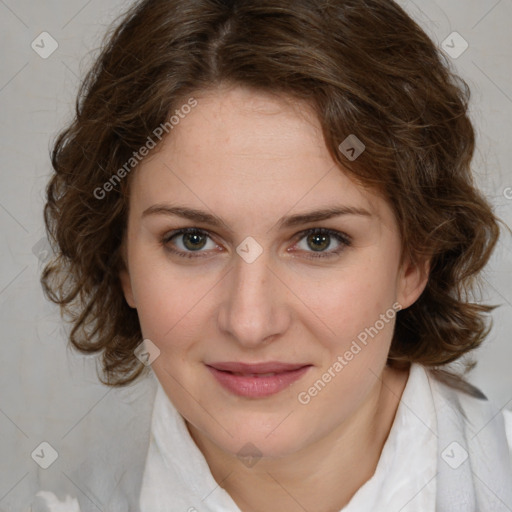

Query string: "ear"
[[396, 254, 430, 310], [119, 242, 137, 309]]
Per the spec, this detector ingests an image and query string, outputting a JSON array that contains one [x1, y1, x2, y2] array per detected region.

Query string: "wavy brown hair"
[[42, 0, 500, 387]]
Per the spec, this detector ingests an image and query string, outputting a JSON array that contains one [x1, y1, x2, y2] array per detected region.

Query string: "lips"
[[208, 361, 308, 374], [206, 361, 311, 398]]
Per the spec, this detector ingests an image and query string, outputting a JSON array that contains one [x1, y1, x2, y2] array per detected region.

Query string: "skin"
[[119, 85, 429, 511]]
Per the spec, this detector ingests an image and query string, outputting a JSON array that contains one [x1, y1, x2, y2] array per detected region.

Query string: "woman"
[[34, 0, 512, 510]]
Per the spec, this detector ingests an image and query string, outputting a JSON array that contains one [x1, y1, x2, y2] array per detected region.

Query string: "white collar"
[[342, 363, 437, 511]]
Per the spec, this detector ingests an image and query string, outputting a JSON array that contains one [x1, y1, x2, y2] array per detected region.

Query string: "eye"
[[161, 228, 218, 259], [292, 228, 351, 259], [161, 227, 351, 260]]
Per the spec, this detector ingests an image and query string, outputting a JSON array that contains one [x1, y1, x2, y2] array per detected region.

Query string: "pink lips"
[[206, 361, 311, 398]]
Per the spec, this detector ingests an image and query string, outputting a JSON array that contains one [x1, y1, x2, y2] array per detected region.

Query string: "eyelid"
[[293, 227, 351, 245]]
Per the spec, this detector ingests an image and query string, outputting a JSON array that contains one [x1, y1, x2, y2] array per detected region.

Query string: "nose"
[[217, 249, 291, 348]]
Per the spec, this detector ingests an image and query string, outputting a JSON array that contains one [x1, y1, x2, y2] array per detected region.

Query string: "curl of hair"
[[42, 0, 500, 387]]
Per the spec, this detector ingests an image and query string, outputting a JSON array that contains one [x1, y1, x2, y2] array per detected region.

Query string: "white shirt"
[[35, 364, 512, 512]]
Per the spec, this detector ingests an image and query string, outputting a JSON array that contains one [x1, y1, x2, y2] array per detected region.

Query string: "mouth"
[[205, 361, 312, 398]]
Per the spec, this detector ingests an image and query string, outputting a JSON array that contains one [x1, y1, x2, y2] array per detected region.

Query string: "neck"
[[187, 364, 410, 512]]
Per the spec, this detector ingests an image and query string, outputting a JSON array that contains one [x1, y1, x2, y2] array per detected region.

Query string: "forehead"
[[169, 86, 327, 167], [129, 86, 390, 226]]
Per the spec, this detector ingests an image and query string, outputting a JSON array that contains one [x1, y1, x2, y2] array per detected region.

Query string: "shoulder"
[[427, 367, 512, 459]]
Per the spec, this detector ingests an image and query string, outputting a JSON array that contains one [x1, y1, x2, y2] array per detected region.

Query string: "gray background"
[[0, 0, 511, 508]]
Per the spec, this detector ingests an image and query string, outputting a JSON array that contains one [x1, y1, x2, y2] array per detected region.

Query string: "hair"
[[41, 0, 501, 387]]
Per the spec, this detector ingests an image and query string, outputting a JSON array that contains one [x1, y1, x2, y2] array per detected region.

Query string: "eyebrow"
[[141, 203, 372, 231]]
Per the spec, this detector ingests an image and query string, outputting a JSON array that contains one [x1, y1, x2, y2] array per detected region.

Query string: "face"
[[120, 86, 427, 459]]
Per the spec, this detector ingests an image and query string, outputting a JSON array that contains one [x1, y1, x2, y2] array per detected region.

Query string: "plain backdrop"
[[0, 0, 511, 508]]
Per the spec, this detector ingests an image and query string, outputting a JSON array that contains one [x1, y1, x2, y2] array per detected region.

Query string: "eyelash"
[[160, 227, 351, 260]]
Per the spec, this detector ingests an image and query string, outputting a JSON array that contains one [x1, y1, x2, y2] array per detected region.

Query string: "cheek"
[[127, 253, 181, 340], [295, 260, 399, 348], [129, 255, 218, 352]]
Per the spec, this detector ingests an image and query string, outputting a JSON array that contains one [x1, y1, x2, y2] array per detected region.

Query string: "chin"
[[204, 415, 313, 460]]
